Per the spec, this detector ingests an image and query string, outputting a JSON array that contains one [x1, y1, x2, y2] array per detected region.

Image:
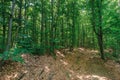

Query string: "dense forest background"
[[0, 0, 120, 62]]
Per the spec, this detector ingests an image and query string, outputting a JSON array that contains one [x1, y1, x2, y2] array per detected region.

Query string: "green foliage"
[[9, 48, 24, 63], [103, 0, 120, 59], [32, 45, 46, 55], [0, 0, 120, 60], [105, 52, 120, 63], [16, 34, 33, 53], [0, 48, 24, 63], [104, 52, 114, 60]]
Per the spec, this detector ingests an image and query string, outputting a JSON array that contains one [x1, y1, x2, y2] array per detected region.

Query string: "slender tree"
[[6, 0, 16, 51], [90, 0, 104, 59], [1, 0, 6, 50]]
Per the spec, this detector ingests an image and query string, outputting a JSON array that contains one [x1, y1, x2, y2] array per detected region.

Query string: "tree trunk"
[[90, 0, 104, 60], [6, 0, 16, 51], [2, 0, 6, 50], [98, 0, 104, 60], [50, 0, 55, 54]]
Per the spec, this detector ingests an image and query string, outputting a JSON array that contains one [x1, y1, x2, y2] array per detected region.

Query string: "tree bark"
[[1, 0, 6, 50], [90, 0, 104, 60], [97, 0, 104, 60], [6, 0, 16, 51]]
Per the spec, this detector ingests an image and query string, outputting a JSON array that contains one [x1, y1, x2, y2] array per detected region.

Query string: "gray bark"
[[6, 0, 16, 51]]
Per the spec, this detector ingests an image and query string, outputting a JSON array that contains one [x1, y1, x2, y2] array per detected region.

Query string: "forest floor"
[[0, 48, 120, 80]]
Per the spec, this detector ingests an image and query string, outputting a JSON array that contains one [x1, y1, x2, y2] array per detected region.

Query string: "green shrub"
[[0, 48, 24, 63]]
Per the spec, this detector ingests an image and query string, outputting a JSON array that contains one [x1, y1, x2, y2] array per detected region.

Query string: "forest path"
[[0, 48, 120, 80]]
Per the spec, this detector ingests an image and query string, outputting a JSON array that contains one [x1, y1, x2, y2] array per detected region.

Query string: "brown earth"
[[0, 48, 120, 80]]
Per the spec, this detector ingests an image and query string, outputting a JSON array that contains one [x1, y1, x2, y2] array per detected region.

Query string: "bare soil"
[[0, 48, 120, 80]]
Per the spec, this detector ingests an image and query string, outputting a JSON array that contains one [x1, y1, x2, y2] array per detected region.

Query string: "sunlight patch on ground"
[[56, 50, 65, 58], [91, 50, 99, 53], [13, 72, 18, 78], [76, 74, 110, 80], [78, 48, 85, 51], [45, 66, 50, 73], [60, 59, 68, 66], [68, 69, 75, 74], [6, 72, 19, 80], [21, 54, 27, 58]]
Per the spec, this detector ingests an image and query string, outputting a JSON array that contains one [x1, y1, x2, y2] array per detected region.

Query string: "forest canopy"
[[0, 0, 120, 62]]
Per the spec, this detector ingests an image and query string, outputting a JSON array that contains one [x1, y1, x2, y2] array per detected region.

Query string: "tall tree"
[[90, 0, 104, 59], [1, 0, 6, 50], [6, 0, 16, 51], [50, 0, 55, 54]]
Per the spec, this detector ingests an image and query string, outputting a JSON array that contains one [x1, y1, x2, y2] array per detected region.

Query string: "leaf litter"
[[0, 48, 120, 80]]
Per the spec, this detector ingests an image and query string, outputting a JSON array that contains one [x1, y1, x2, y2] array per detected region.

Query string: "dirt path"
[[0, 48, 120, 80]]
